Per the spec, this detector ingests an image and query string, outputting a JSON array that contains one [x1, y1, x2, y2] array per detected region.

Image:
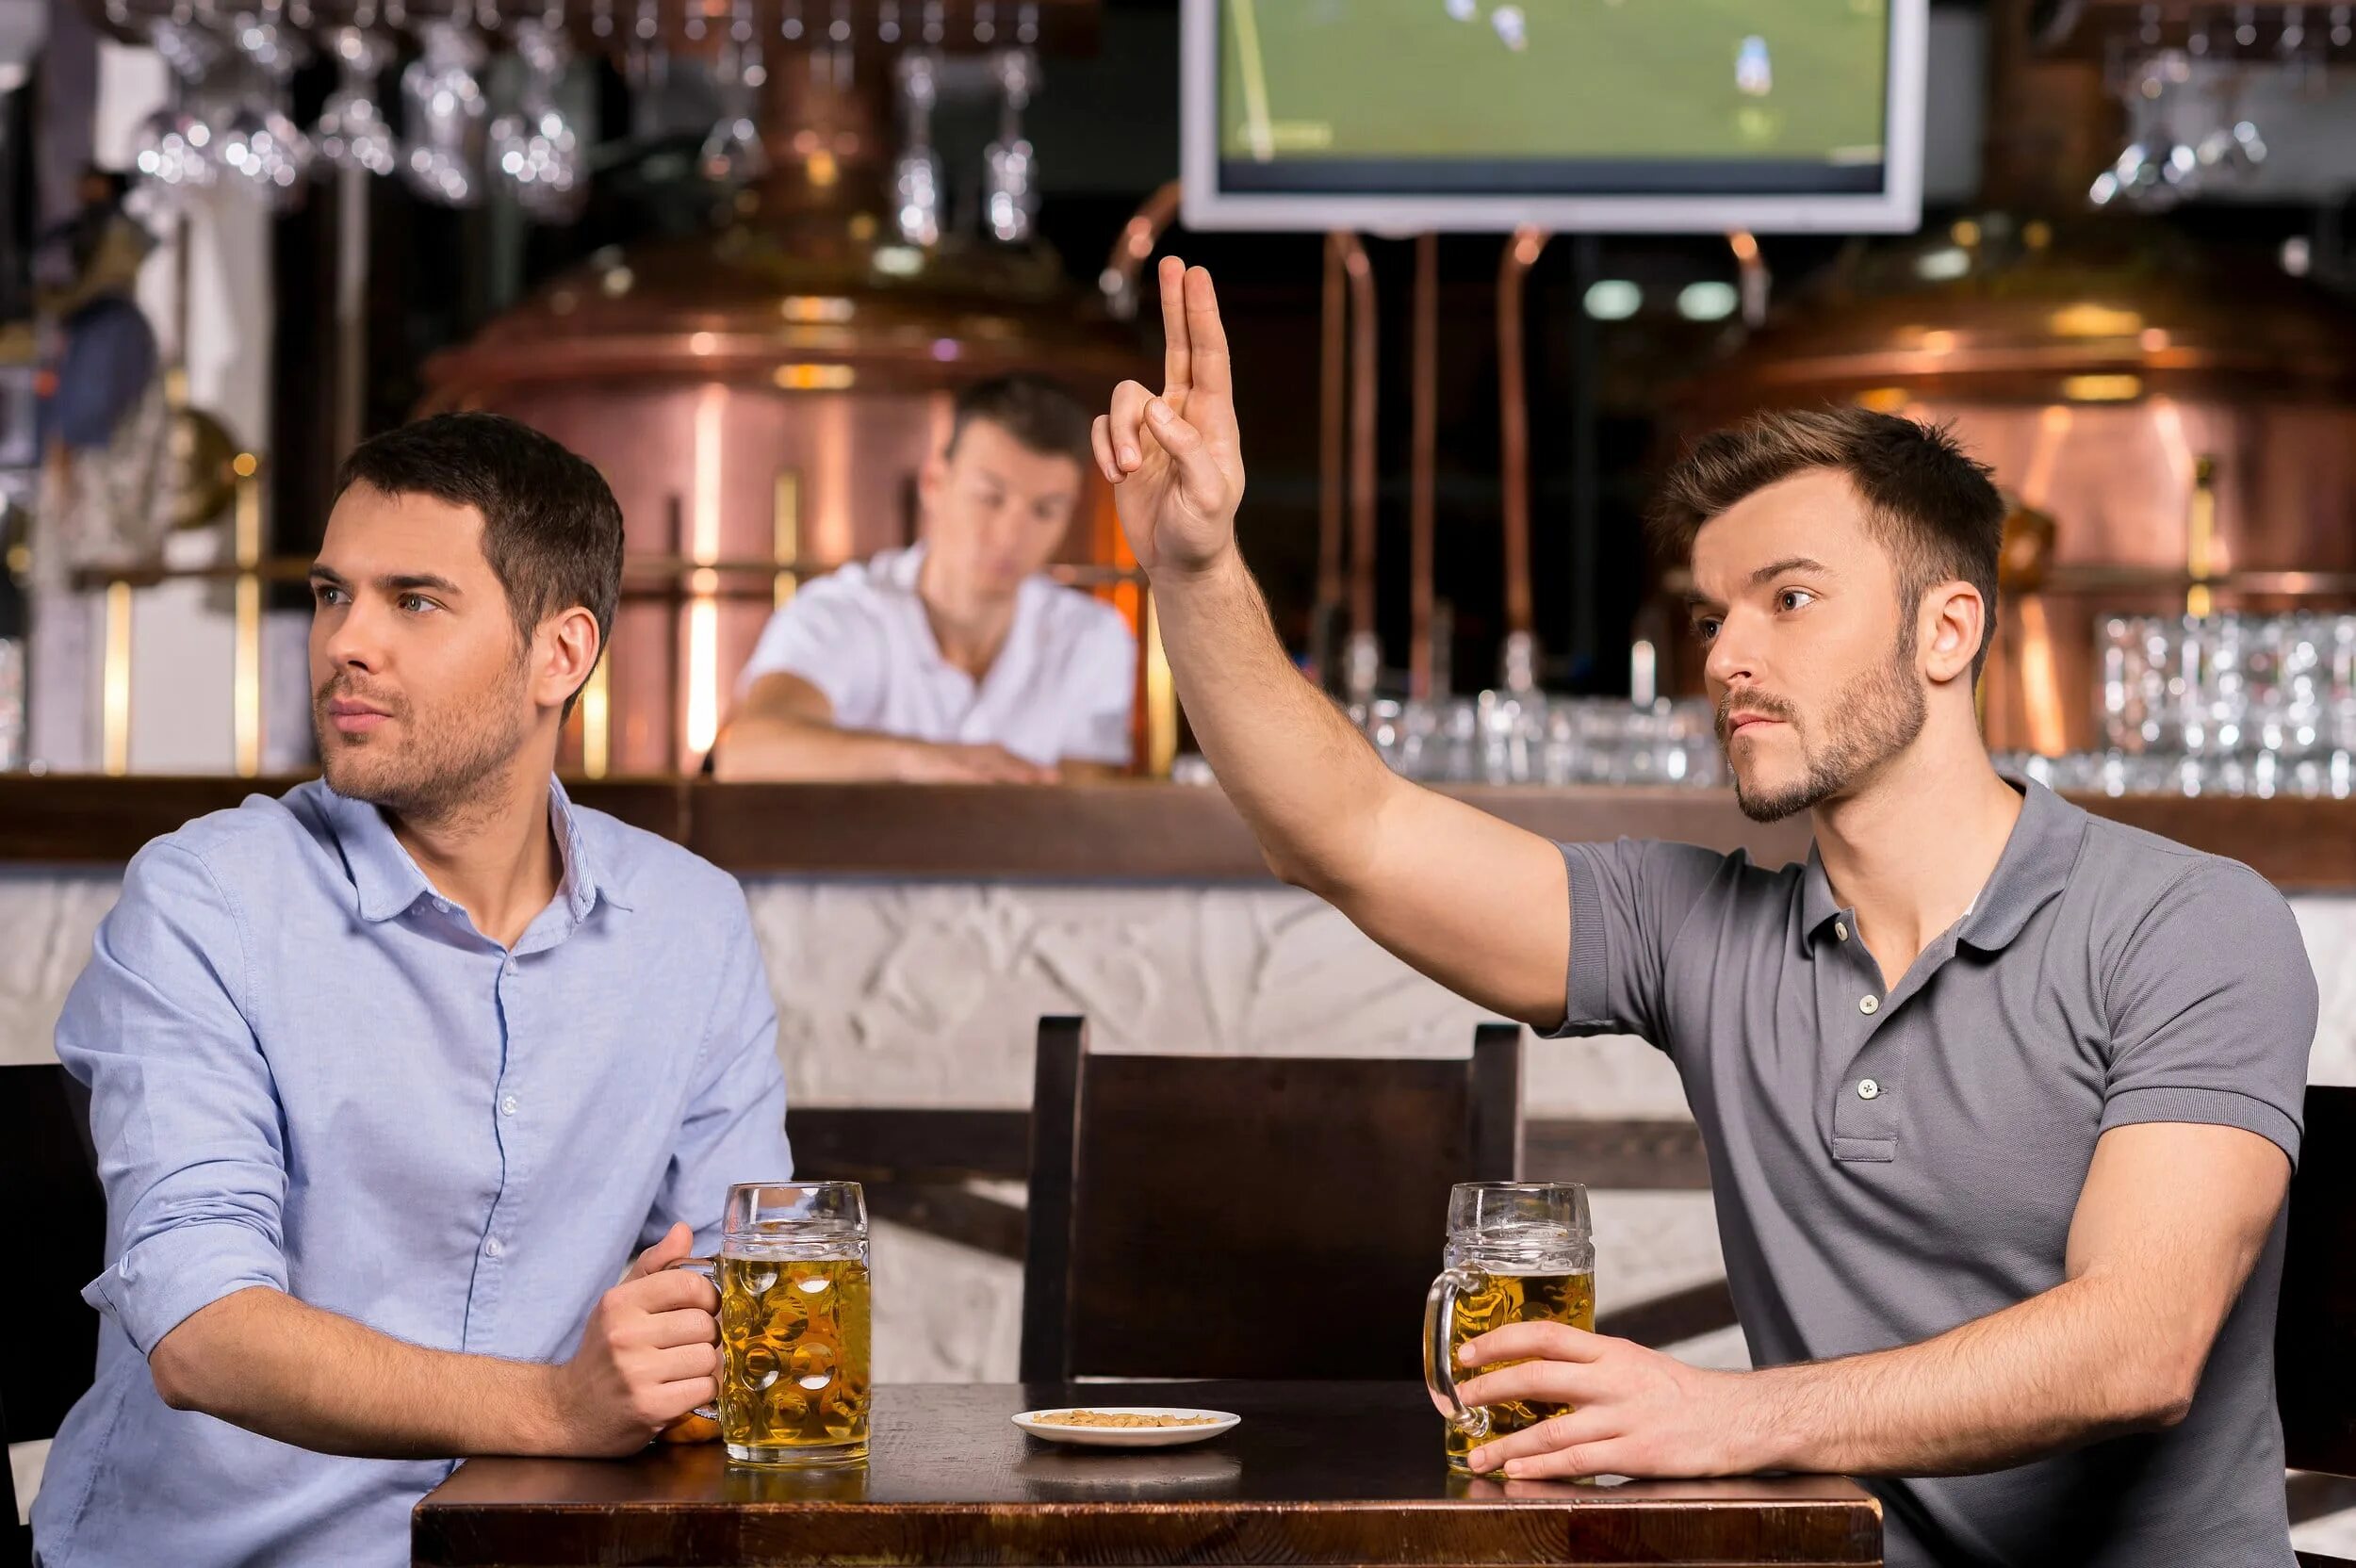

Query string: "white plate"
[[1012, 1406, 1241, 1447]]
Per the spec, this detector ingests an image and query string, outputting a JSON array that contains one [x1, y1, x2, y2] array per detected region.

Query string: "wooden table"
[[413, 1382, 1882, 1566]]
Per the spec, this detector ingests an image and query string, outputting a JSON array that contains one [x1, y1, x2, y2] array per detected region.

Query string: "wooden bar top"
[[4, 774, 2354, 890], [412, 1381, 1883, 1567]]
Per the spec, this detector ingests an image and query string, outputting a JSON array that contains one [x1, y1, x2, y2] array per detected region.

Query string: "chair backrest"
[[1021, 1017, 1522, 1383], [2280, 1083, 2356, 1478], [0, 1064, 105, 1562]]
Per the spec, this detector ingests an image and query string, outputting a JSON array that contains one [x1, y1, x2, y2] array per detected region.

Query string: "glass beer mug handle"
[[669, 1256, 723, 1422], [1423, 1266, 1491, 1443]]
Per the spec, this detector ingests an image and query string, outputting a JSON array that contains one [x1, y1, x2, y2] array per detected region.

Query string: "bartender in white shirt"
[[713, 374, 1137, 782]]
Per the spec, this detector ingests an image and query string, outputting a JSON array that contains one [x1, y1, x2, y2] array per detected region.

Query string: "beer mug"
[[677, 1181, 873, 1466], [1422, 1182, 1594, 1468]]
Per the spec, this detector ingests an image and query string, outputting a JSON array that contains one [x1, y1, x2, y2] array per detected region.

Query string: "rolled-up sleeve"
[[62, 841, 288, 1355], [643, 886, 794, 1255], [2099, 858, 2316, 1168]]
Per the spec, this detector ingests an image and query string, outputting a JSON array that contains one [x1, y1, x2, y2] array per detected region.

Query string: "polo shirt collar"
[[1956, 778, 2083, 952], [1798, 777, 2083, 955], [323, 776, 626, 925]]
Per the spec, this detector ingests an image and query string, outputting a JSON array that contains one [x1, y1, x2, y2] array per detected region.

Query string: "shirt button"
[[500, 1095, 519, 1117], [1859, 995, 1879, 1016], [1857, 1078, 1882, 1101], [484, 1237, 505, 1258], [434, 899, 450, 914], [1835, 921, 1849, 942]]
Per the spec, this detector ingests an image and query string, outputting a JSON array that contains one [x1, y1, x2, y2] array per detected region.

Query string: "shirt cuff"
[[2098, 1085, 2303, 1170], [1541, 842, 1615, 1039], [84, 1217, 289, 1356]]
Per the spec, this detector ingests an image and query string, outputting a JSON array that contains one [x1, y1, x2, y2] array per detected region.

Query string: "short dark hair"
[[1647, 406, 2007, 678], [946, 374, 1092, 471], [334, 412, 624, 716]]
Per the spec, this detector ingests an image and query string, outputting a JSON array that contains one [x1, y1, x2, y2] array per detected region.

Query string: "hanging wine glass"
[[892, 49, 941, 248], [983, 47, 1038, 243], [316, 24, 398, 177], [699, 0, 769, 188], [401, 18, 490, 206], [221, 0, 316, 211], [489, 14, 586, 220]]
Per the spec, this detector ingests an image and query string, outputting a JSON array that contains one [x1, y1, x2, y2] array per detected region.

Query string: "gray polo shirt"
[[1552, 779, 2315, 1568]]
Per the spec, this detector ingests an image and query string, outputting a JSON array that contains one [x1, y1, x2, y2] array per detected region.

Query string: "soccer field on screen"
[[1220, 0, 1890, 164]]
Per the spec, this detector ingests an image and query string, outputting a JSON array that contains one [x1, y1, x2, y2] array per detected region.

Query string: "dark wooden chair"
[[2283, 1084, 2356, 1568], [1, 1065, 105, 1567], [1020, 1016, 1522, 1383]]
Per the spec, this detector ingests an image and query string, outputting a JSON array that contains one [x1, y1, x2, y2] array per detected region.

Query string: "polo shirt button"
[[1857, 1078, 1881, 1101], [484, 1237, 505, 1258], [1835, 921, 1849, 941], [1859, 995, 1879, 1016], [500, 1095, 519, 1117]]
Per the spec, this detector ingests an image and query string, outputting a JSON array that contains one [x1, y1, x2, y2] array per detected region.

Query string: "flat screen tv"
[[1180, 0, 1928, 233]]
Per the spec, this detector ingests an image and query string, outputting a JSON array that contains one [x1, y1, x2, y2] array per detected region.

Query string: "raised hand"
[[1092, 256, 1246, 578]]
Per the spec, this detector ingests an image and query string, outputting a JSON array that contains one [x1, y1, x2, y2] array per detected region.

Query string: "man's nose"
[[1703, 610, 1759, 693]]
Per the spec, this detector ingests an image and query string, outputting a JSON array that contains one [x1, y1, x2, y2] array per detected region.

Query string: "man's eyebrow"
[[382, 573, 466, 596], [1749, 555, 1832, 586], [308, 564, 347, 586]]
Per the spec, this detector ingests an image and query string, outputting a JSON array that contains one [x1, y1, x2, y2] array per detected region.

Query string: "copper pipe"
[[1497, 226, 1546, 641], [1338, 233, 1378, 646], [1316, 233, 1348, 653], [1409, 233, 1438, 698], [1100, 179, 1185, 321]]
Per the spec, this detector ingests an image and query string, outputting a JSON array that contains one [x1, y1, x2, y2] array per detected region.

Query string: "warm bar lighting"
[[773, 470, 802, 611], [102, 580, 134, 776], [773, 363, 856, 391], [581, 656, 611, 780], [2060, 374, 2141, 403], [1143, 589, 1177, 778], [232, 459, 264, 777], [685, 387, 725, 760]]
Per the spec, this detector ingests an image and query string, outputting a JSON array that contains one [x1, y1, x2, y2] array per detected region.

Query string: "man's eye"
[[313, 584, 346, 607], [1776, 588, 1816, 612], [1693, 618, 1722, 643], [399, 594, 441, 614]]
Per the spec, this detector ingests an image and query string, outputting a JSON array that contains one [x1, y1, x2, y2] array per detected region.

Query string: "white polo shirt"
[[735, 544, 1138, 767]]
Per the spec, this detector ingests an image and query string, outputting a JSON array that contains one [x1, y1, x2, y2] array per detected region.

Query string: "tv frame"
[[1177, 0, 1930, 235]]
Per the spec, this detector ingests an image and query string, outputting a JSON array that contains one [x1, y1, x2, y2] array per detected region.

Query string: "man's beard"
[[1720, 637, 1927, 825], [313, 664, 531, 826]]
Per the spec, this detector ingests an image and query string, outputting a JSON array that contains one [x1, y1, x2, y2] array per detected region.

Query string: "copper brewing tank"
[[423, 55, 1147, 775], [1683, 9, 2356, 754]]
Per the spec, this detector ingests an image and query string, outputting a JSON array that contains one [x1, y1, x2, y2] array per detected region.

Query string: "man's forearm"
[[1742, 1273, 2192, 1477], [1151, 548, 1398, 887], [151, 1286, 568, 1461], [712, 712, 917, 782]]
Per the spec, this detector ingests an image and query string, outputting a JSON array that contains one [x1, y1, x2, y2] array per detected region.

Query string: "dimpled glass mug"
[[1422, 1182, 1595, 1469], [677, 1182, 873, 1466]]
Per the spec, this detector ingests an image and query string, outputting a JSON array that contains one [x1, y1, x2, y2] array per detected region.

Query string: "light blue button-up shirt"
[[32, 778, 794, 1568]]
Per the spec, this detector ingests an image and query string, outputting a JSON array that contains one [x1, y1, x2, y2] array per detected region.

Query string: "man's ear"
[[1919, 580, 1986, 688], [538, 608, 600, 713]]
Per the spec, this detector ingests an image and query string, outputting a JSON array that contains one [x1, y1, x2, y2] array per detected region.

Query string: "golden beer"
[[715, 1251, 872, 1465], [1441, 1268, 1595, 1465], [1424, 1183, 1595, 1470]]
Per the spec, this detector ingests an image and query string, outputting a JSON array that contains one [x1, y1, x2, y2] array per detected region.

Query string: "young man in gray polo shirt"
[[1093, 258, 2315, 1568]]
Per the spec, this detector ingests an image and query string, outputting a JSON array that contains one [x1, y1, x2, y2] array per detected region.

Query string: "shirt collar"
[[1798, 777, 2083, 955], [323, 776, 628, 926]]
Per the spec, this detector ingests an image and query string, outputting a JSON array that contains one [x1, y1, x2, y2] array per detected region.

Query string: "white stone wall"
[[7, 871, 2355, 1389]]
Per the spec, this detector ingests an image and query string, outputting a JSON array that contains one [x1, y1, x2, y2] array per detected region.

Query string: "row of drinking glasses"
[[126, 4, 588, 217], [123, 0, 1043, 232], [2098, 612, 2356, 757], [1996, 747, 2356, 800], [1350, 694, 1726, 789]]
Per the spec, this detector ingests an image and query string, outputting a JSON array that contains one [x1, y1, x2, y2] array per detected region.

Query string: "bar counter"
[[8, 774, 2356, 888]]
